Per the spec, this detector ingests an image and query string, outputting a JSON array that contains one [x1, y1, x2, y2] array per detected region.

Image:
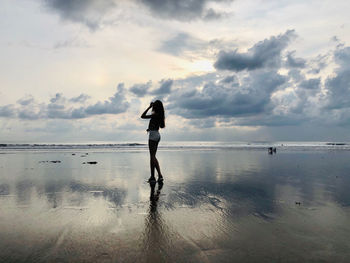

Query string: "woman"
[[141, 100, 165, 183]]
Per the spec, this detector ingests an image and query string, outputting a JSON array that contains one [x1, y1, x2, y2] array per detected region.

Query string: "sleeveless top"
[[148, 115, 160, 131]]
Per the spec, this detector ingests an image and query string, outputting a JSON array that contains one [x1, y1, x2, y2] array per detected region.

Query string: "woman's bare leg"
[[148, 140, 157, 180], [148, 140, 162, 180], [154, 158, 162, 178]]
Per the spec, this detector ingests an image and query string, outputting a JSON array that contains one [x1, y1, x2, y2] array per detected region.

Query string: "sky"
[[1, 0, 350, 143]]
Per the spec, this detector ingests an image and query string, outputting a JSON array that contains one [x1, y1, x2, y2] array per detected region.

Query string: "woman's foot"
[[148, 177, 156, 183], [157, 175, 164, 183]]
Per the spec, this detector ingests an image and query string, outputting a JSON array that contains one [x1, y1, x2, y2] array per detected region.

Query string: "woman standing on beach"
[[141, 100, 165, 183]]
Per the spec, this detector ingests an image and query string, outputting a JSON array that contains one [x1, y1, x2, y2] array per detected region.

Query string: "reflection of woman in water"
[[141, 100, 165, 182], [139, 181, 168, 262], [139, 183, 204, 262]]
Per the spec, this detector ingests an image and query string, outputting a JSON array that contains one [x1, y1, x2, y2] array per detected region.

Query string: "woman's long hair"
[[152, 100, 165, 128]]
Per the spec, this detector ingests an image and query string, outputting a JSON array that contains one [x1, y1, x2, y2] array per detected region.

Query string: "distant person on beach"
[[141, 100, 165, 183]]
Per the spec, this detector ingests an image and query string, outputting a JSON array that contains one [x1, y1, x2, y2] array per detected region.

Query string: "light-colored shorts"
[[148, 130, 161, 142]]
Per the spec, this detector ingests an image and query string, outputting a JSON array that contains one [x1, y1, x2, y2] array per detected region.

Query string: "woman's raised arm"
[[141, 102, 154, 119]]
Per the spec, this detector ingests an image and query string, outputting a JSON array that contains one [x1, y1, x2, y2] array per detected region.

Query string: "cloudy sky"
[[1, 0, 350, 143]]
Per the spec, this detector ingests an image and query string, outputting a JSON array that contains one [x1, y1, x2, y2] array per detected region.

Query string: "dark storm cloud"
[[42, 0, 232, 30], [285, 51, 306, 68], [139, 0, 232, 21], [214, 30, 296, 72], [325, 71, 350, 109], [129, 81, 152, 97], [324, 47, 350, 110], [190, 118, 217, 128], [151, 79, 173, 95], [203, 8, 226, 20], [333, 46, 350, 69], [167, 70, 287, 119], [233, 114, 306, 127], [219, 75, 240, 87], [220, 75, 236, 83], [128, 79, 173, 98], [43, 0, 116, 30]]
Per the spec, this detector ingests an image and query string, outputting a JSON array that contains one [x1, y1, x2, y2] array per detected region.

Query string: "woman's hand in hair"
[[141, 103, 153, 119]]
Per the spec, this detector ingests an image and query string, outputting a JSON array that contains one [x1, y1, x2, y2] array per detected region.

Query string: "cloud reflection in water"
[[1, 149, 350, 262]]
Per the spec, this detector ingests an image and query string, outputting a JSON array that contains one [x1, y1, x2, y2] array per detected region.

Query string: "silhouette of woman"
[[141, 100, 165, 183]]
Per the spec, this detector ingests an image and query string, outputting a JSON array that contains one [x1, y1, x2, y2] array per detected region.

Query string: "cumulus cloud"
[[139, 0, 232, 21], [190, 118, 217, 128], [325, 47, 350, 110], [203, 8, 227, 20], [158, 33, 206, 56], [285, 51, 306, 68], [308, 53, 330, 74], [3, 32, 350, 131], [43, 0, 117, 30], [176, 72, 218, 87], [167, 70, 287, 119], [50, 93, 65, 103], [288, 69, 304, 82], [299, 78, 321, 90], [83, 84, 128, 115], [129, 81, 152, 97], [325, 70, 350, 110], [214, 30, 296, 71], [42, 0, 232, 30], [17, 95, 35, 106], [232, 113, 306, 127], [158, 32, 232, 60], [70, 94, 91, 103], [129, 79, 173, 98], [18, 110, 43, 120], [151, 79, 173, 95], [0, 105, 16, 117], [0, 84, 128, 120], [219, 75, 240, 87]]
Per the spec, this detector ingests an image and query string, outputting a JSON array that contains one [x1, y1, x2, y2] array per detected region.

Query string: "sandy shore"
[[1, 148, 350, 262]]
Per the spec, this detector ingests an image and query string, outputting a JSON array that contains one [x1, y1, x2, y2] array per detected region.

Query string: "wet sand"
[[1, 148, 350, 262]]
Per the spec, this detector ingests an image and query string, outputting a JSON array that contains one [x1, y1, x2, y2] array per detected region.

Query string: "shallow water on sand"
[[1, 149, 350, 262]]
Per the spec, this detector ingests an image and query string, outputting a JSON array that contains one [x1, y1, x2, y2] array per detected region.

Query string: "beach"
[[1, 143, 350, 262]]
